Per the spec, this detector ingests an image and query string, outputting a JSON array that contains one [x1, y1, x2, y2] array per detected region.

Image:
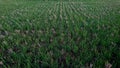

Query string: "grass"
[[0, 0, 120, 68]]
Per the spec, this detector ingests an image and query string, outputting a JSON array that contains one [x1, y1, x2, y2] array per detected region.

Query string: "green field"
[[0, 0, 120, 68]]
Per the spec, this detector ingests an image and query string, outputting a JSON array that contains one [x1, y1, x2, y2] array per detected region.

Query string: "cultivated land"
[[0, 0, 120, 68]]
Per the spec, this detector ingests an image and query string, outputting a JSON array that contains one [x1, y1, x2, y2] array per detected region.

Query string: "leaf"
[[0, 61, 3, 65], [8, 48, 14, 54], [90, 63, 93, 68], [105, 62, 112, 68], [0, 35, 5, 39]]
